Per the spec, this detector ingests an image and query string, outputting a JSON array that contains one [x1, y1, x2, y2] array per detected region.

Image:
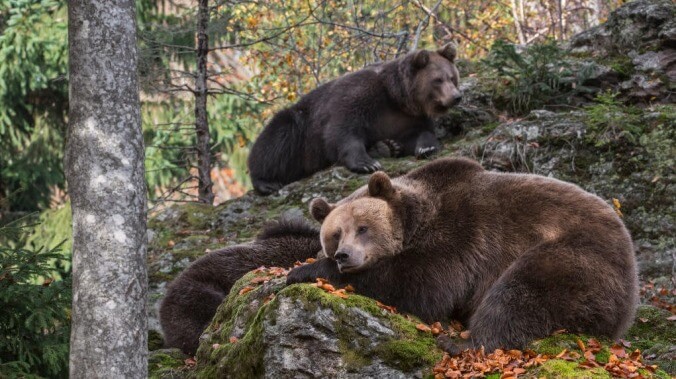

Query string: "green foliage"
[[584, 91, 643, 147], [0, 0, 68, 212], [0, 223, 71, 379], [483, 40, 594, 114]]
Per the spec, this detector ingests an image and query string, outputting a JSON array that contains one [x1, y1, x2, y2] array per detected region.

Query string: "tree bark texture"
[[195, 0, 214, 204], [66, 1, 147, 378]]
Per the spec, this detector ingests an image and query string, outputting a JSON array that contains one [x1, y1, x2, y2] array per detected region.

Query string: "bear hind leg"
[[464, 238, 634, 352]]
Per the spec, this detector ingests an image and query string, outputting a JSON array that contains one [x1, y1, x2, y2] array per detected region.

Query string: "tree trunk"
[[66, 1, 147, 377], [195, 0, 214, 204], [510, 0, 526, 44]]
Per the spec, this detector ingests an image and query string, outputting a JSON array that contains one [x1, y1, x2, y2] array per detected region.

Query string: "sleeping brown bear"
[[248, 44, 462, 195], [287, 157, 639, 353], [160, 214, 321, 355]]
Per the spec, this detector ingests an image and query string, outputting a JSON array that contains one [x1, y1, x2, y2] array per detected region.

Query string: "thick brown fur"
[[248, 44, 462, 195], [288, 157, 639, 353], [160, 214, 321, 355]]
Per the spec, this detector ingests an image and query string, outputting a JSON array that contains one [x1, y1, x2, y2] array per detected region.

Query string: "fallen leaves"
[[238, 285, 255, 295], [237, 266, 292, 296], [376, 301, 398, 314], [433, 347, 547, 378], [433, 334, 663, 378], [310, 277, 354, 299], [603, 348, 658, 378], [613, 198, 623, 217], [577, 338, 657, 378], [640, 282, 676, 315]]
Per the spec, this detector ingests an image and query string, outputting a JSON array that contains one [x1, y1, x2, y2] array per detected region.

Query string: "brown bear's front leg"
[[400, 130, 441, 159], [338, 138, 383, 173], [286, 258, 342, 285]]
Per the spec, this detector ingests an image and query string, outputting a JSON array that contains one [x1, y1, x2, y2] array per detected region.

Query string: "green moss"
[[605, 56, 634, 78], [148, 330, 165, 351], [194, 272, 275, 379], [374, 339, 440, 372], [534, 359, 610, 378], [529, 333, 595, 356], [148, 349, 191, 379], [625, 306, 675, 351], [280, 284, 442, 373], [625, 306, 676, 375], [339, 342, 372, 372]]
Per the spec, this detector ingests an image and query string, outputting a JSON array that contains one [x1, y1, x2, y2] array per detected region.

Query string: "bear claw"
[[416, 146, 438, 159], [382, 139, 403, 157], [350, 160, 382, 173]]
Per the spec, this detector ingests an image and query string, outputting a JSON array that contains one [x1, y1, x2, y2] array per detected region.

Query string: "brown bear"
[[287, 157, 639, 353], [248, 44, 462, 195], [160, 214, 321, 355]]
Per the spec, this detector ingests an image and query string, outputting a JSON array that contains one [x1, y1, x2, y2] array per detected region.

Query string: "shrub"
[[0, 222, 71, 378]]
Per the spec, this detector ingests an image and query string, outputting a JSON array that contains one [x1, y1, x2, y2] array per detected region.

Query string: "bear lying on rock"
[[160, 215, 321, 354], [287, 157, 639, 353], [248, 44, 462, 195]]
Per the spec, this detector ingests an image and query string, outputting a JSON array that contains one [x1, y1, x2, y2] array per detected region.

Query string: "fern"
[[483, 40, 595, 114]]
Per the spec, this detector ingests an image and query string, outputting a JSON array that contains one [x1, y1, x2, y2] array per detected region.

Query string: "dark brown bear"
[[160, 214, 321, 355], [287, 158, 638, 353], [248, 44, 462, 195]]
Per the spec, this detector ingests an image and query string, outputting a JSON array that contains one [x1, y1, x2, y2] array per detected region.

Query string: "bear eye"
[[357, 226, 368, 235], [433, 78, 443, 85], [332, 231, 341, 240]]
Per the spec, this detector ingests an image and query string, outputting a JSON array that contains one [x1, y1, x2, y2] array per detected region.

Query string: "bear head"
[[407, 43, 462, 117], [309, 172, 428, 272]]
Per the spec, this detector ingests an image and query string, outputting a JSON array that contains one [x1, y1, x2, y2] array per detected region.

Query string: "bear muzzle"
[[334, 246, 365, 272]]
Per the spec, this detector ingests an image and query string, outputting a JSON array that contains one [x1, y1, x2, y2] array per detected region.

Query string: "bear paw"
[[286, 265, 320, 285], [382, 139, 403, 157], [436, 334, 466, 356], [347, 159, 382, 174], [368, 140, 401, 159], [415, 146, 438, 159]]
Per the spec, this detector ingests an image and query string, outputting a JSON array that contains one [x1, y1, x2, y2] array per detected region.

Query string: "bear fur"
[[287, 157, 639, 352], [248, 44, 462, 195], [160, 214, 321, 355]]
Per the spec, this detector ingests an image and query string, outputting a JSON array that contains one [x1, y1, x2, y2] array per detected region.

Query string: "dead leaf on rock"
[[238, 286, 255, 295]]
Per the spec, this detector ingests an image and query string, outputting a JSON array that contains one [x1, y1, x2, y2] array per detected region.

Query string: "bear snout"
[[451, 93, 463, 105], [335, 249, 350, 264], [334, 246, 364, 272]]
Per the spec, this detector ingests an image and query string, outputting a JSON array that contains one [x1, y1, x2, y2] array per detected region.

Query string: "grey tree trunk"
[[66, 1, 147, 378], [194, 0, 215, 204]]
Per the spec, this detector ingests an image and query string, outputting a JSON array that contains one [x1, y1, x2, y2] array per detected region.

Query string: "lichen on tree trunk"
[[66, 0, 148, 377], [194, 0, 214, 204]]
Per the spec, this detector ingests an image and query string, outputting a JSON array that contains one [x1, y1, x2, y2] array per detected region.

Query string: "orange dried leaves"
[[311, 277, 353, 299], [433, 347, 547, 378]]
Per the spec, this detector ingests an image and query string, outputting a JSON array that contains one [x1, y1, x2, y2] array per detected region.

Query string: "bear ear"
[[412, 50, 430, 69], [438, 43, 457, 63], [368, 171, 395, 199], [310, 198, 335, 223]]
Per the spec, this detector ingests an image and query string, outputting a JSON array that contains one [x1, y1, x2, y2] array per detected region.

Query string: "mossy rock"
[[193, 273, 442, 378]]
